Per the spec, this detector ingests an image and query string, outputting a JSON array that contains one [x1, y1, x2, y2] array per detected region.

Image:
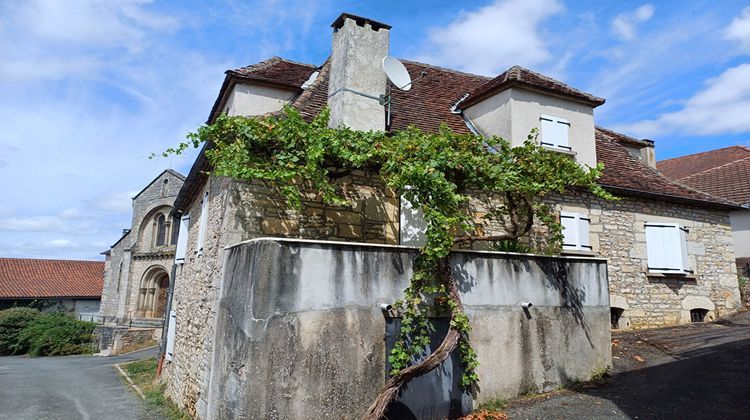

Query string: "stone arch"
[[680, 295, 716, 323], [137, 205, 174, 250], [136, 265, 170, 319]]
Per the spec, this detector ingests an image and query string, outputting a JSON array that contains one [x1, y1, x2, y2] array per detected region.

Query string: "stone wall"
[[550, 191, 741, 329], [164, 173, 742, 416], [99, 170, 183, 325], [205, 239, 610, 419], [164, 173, 400, 417]]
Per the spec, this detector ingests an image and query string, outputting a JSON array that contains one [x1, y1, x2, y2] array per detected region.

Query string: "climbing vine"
[[160, 106, 614, 417]]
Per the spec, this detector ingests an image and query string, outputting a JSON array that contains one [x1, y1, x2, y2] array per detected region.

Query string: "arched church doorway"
[[136, 267, 170, 319]]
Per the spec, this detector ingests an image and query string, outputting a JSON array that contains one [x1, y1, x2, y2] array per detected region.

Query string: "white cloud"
[[725, 6, 750, 52], [14, 0, 177, 51], [617, 63, 750, 137], [415, 0, 564, 76], [611, 4, 655, 41], [88, 191, 138, 214]]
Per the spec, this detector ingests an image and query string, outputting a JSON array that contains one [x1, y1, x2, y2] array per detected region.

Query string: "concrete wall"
[[730, 210, 750, 259], [205, 238, 611, 419], [224, 84, 297, 117], [465, 88, 597, 168]]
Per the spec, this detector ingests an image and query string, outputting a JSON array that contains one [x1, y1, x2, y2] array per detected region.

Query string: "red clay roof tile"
[[174, 56, 738, 212], [0, 258, 104, 299], [657, 145, 750, 180]]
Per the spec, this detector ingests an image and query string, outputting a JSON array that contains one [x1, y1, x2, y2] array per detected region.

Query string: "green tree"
[[0, 307, 41, 355], [162, 106, 614, 418]]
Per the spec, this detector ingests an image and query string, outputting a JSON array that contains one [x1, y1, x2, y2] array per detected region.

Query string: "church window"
[[156, 214, 168, 246]]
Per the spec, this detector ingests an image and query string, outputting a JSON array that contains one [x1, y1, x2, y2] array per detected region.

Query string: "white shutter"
[[679, 227, 691, 272], [400, 196, 427, 246], [175, 214, 190, 264], [197, 192, 209, 255], [165, 310, 176, 361], [579, 215, 591, 250], [540, 115, 570, 150], [561, 212, 578, 249], [645, 223, 687, 272]]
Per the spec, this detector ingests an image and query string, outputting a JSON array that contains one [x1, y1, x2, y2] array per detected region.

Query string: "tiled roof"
[[229, 57, 319, 88], [296, 59, 489, 134], [0, 258, 104, 299], [595, 130, 737, 208], [458, 65, 605, 109], [174, 56, 738, 212], [657, 145, 750, 180], [206, 57, 319, 125], [677, 157, 750, 205]]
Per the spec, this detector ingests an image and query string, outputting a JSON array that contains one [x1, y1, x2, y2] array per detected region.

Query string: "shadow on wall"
[[454, 256, 593, 347]]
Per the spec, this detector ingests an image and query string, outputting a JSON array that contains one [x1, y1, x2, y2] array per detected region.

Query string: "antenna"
[[382, 56, 412, 91]]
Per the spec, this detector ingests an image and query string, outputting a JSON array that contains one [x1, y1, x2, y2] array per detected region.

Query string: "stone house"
[[0, 257, 103, 317], [657, 146, 750, 277], [161, 13, 743, 417], [97, 169, 184, 354]]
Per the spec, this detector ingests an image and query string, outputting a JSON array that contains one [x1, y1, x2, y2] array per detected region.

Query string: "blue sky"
[[1, 0, 750, 260]]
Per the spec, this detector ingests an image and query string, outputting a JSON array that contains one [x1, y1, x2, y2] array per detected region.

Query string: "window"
[[196, 192, 209, 255], [645, 222, 691, 274], [540, 115, 571, 151], [171, 215, 180, 245], [611, 307, 624, 329], [155, 214, 168, 246], [690, 308, 708, 323], [560, 212, 591, 252], [175, 214, 190, 264]]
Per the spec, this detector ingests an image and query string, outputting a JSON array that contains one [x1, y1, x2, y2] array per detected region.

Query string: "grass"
[[121, 359, 192, 420]]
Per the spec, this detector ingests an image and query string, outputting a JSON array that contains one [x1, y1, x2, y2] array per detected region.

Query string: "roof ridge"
[[657, 145, 750, 164], [680, 154, 750, 181], [398, 59, 492, 80], [231, 56, 317, 75], [0, 257, 103, 263]]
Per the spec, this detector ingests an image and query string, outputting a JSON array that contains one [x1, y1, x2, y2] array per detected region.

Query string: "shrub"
[[491, 239, 534, 254], [0, 307, 41, 355], [16, 312, 96, 357]]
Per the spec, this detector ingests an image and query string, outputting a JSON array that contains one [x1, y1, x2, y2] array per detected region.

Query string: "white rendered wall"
[[465, 88, 597, 168], [225, 84, 297, 117], [731, 210, 750, 258]]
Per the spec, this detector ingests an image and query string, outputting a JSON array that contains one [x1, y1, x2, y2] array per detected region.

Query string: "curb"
[[115, 362, 146, 400], [117, 344, 159, 357]]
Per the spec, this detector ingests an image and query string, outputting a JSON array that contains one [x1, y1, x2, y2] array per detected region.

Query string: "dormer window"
[[540, 115, 571, 151]]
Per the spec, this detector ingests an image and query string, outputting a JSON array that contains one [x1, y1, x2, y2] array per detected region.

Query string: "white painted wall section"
[[225, 84, 297, 117], [464, 88, 597, 168]]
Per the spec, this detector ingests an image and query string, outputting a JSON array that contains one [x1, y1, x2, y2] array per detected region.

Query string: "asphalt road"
[[0, 347, 165, 420], [505, 310, 750, 420]]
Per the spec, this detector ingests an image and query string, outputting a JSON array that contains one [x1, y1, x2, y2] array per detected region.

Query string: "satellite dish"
[[382, 56, 412, 91]]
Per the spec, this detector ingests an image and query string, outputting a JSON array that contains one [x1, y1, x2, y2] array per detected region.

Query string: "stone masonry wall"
[[549, 191, 741, 329], [164, 173, 742, 416], [164, 173, 399, 417]]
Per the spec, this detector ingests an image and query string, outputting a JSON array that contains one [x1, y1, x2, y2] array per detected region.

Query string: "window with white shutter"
[[540, 115, 571, 151], [196, 192, 209, 255], [561, 212, 592, 251], [175, 214, 190, 264], [644, 223, 691, 273]]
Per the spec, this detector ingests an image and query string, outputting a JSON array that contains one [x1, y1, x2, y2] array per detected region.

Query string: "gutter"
[[450, 93, 481, 136]]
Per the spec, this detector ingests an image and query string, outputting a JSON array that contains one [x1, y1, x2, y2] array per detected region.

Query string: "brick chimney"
[[328, 13, 391, 131]]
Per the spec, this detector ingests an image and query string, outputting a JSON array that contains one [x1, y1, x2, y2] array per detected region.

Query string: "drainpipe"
[[451, 93, 500, 153]]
